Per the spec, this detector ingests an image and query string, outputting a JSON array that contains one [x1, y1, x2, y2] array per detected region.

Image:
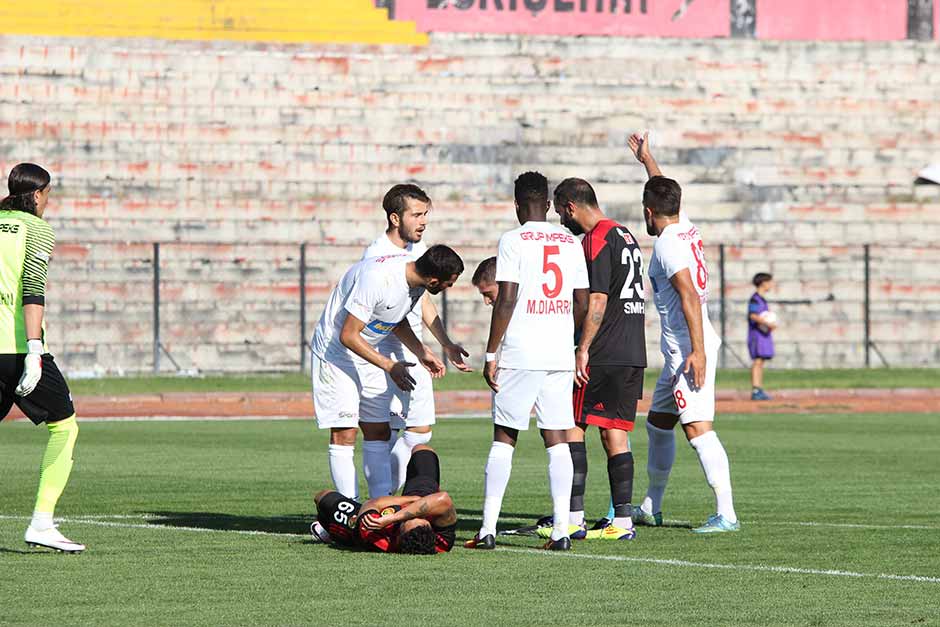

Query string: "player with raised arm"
[[547, 177, 647, 541], [466, 172, 589, 551], [361, 184, 471, 493], [313, 445, 457, 554], [0, 164, 84, 552], [628, 133, 739, 533], [310, 245, 462, 505]]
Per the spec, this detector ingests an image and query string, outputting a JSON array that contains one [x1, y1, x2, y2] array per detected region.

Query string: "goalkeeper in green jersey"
[[0, 163, 84, 553]]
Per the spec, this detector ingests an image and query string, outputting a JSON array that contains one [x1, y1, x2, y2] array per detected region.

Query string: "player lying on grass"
[[312, 445, 457, 554]]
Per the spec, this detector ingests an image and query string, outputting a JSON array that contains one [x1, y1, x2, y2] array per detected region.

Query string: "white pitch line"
[[2, 515, 937, 585], [0, 515, 300, 538], [75, 415, 305, 423], [496, 548, 940, 584], [755, 520, 940, 531]]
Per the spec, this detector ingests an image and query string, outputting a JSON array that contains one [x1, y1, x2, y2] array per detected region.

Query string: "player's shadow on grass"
[[454, 508, 544, 532], [144, 511, 310, 535]]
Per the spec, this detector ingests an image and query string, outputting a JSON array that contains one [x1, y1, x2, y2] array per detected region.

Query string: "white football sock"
[[689, 430, 737, 523], [612, 515, 634, 529], [569, 510, 585, 526], [362, 439, 392, 498], [328, 444, 358, 500], [643, 422, 676, 514], [480, 441, 514, 538], [546, 443, 574, 541], [30, 511, 54, 532], [390, 429, 433, 492]]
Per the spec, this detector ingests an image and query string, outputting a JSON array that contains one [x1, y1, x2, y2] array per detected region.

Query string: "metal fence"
[[45, 241, 939, 374]]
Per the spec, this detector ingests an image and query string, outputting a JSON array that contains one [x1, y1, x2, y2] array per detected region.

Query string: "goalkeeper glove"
[[15, 339, 43, 396]]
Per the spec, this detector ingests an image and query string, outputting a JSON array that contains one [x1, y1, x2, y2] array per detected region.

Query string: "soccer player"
[[310, 245, 463, 501], [361, 184, 471, 492], [0, 163, 84, 553], [550, 177, 647, 541], [628, 133, 739, 533], [313, 445, 457, 554], [466, 172, 589, 551], [748, 272, 777, 401], [471, 256, 498, 306]]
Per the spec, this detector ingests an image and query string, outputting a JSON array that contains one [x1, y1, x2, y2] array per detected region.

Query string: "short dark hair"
[[383, 184, 431, 221], [753, 272, 773, 288], [643, 176, 682, 216], [471, 256, 497, 286], [1, 163, 50, 215], [397, 524, 437, 555], [553, 178, 598, 210], [415, 244, 464, 282], [514, 171, 548, 209]]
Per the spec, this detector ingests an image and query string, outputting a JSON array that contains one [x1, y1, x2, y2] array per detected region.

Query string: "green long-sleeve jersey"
[[0, 209, 54, 354]]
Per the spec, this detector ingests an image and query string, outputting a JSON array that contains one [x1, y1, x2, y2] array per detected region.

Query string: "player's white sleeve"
[[657, 235, 688, 281], [344, 272, 383, 323], [494, 233, 521, 284]]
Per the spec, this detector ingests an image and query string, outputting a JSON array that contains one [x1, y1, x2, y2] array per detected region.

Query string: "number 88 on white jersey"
[[647, 219, 720, 352]]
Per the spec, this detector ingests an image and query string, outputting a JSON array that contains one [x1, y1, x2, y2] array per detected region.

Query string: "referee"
[[0, 163, 84, 553]]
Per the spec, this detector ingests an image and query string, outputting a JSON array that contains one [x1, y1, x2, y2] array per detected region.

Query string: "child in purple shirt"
[[748, 273, 777, 401]]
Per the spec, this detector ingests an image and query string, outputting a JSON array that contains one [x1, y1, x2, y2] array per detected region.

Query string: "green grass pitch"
[[65, 367, 940, 396], [2, 413, 939, 626]]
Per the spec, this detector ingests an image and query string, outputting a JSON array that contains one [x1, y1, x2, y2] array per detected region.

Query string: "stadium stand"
[[1, 7, 938, 372]]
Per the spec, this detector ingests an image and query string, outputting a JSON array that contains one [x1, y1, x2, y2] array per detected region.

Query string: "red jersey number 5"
[[542, 245, 562, 298]]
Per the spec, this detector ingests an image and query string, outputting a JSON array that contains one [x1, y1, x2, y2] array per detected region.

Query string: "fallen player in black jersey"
[[312, 445, 457, 554]]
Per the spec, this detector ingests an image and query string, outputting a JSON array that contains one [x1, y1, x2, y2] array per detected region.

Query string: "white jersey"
[[311, 255, 424, 363], [495, 221, 589, 371], [648, 218, 720, 353], [362, 233, 427, 343]]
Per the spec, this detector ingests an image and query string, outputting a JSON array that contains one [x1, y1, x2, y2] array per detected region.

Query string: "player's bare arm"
[[421, 294, 472, 372], [483, 281, 519, 392], [574, 291, 608, 387], [360, 492, 455, 531], [669, 269, 707, 389], [628, 132, 663, 179], [339, 313, 417, 391], [393, 321, 446, 380]]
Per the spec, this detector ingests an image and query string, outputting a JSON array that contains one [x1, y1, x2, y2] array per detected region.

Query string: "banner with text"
[[387, 0, 939, 41], [394, 0, 730, 38]]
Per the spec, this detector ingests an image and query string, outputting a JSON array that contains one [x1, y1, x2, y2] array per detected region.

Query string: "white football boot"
[[25, 524, 86, 553]]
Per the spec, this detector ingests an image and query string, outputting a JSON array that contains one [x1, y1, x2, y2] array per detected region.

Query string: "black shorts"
[[0, 353, 75, 425], [402, 449, 441, 498], [573, 365, 644, 431]]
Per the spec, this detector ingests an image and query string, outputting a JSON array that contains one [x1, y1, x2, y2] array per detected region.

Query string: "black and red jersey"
[[356, 506, 455, 554], [581, 219, 647, 367]]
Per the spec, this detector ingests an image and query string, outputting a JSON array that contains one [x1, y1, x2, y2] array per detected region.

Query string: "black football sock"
[[569, 441, 587, 523], [608, 452, 634, 526]]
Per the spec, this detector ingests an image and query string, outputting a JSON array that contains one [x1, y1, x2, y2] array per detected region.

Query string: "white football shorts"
[[493, 369, 576, 431], [649, 343, 719, 424], [311, 354, 396, 429]]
